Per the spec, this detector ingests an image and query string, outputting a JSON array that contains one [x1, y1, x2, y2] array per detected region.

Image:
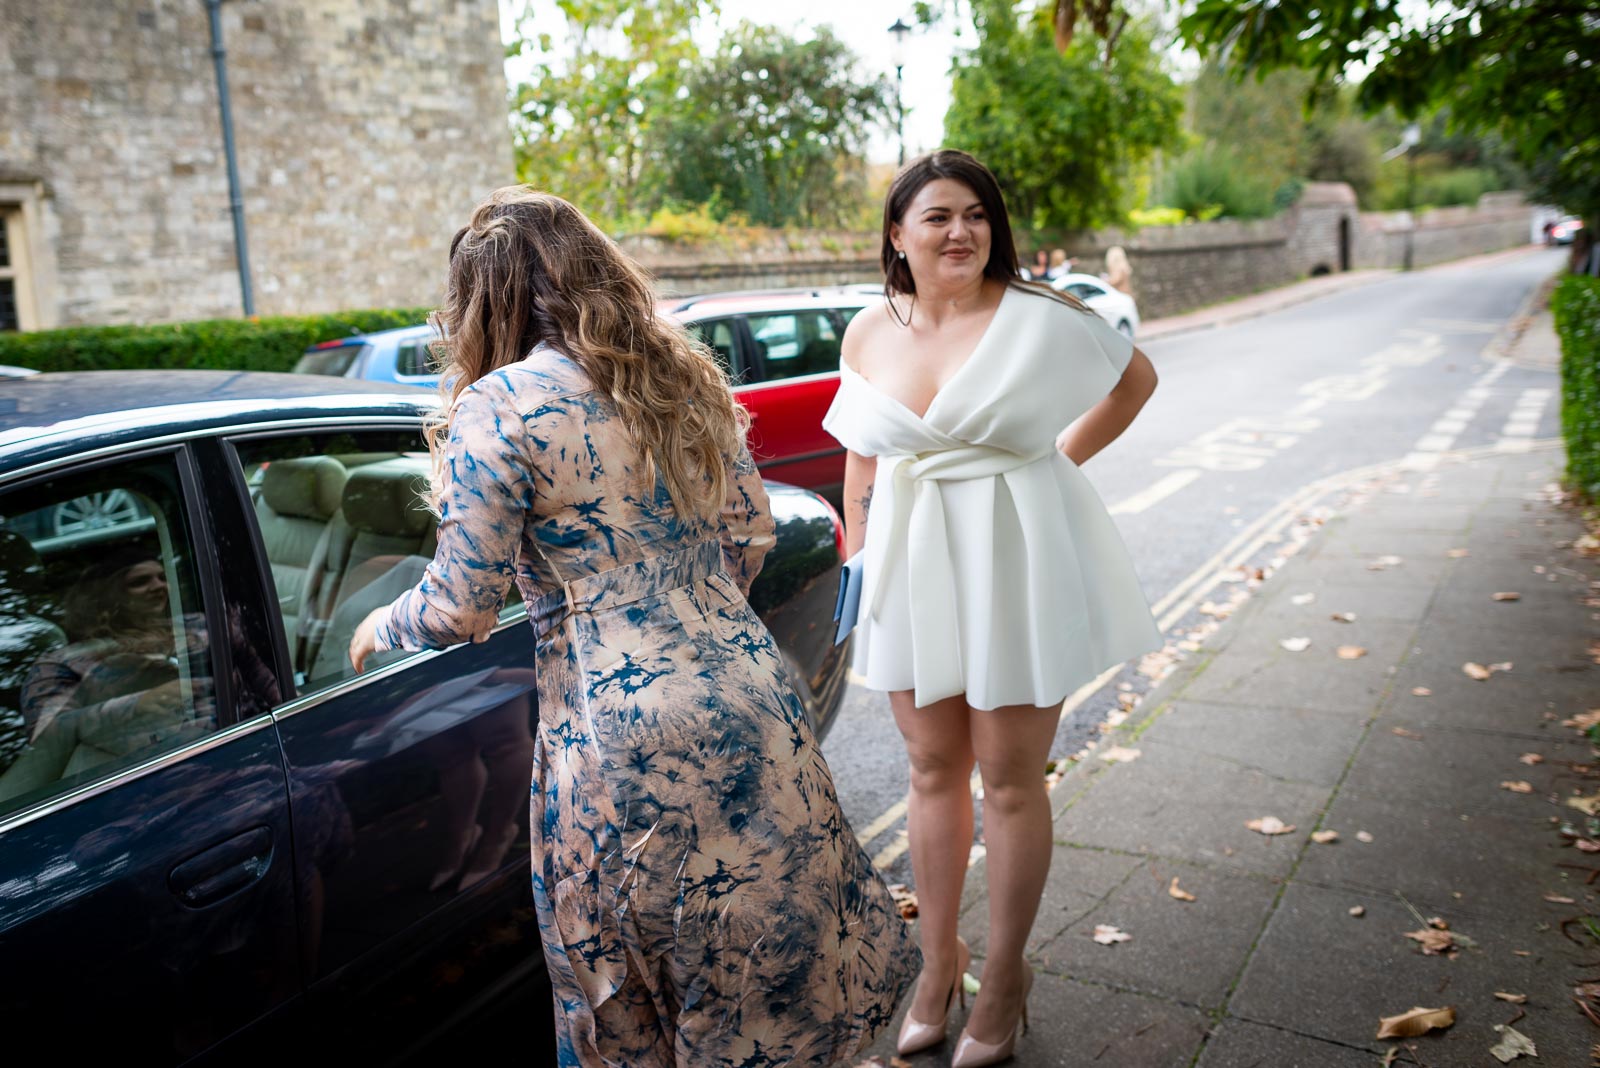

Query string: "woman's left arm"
[[719, 442, 777, 597], [1055, 348, 1158, 466], [351, 375, 533, 673]]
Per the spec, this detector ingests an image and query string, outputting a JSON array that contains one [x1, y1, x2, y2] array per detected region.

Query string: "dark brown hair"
[[428, 187, 747, 520], [880, 149, 1091, 319]]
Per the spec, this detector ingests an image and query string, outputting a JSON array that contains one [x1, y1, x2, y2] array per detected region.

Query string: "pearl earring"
[[898, 250, 906, 260]]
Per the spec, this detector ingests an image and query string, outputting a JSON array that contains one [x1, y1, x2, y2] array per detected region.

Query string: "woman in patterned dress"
[[348, 187, 918, 1067]]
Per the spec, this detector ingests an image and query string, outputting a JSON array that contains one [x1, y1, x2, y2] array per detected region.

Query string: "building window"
[[0, 210, 19, 332]]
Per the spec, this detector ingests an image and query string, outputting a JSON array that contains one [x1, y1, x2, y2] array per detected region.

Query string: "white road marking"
[[1495, 388, 1553, 452], [1402, 361, 1511, 470], [1109, 469, 1202, 515]]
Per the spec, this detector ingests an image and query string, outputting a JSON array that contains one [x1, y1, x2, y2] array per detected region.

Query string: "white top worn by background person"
[[822, 286, 1161, 711]]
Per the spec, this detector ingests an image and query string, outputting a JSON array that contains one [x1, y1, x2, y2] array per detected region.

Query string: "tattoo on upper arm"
[[859, 484, 874, 521]]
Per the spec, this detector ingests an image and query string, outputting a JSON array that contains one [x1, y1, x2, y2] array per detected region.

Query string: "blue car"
[[0, 371, 849, 1062], [295, 324, 439, 387]]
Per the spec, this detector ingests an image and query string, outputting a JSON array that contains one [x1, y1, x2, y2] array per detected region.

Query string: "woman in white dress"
[[823, 150, 1161, 1067]]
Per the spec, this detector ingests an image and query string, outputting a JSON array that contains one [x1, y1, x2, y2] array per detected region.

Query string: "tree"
[[652, 24, 892, 227], [506, 0, 714, 225], [942, 0, 1184, 230], [1173, 0, 1600, 221]]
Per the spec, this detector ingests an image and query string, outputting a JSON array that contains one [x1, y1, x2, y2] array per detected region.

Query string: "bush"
[[1554, 274, 1600, 500], [0, 308, 432, 375], [1129, 206, 1189, 227], [1160, 145, 1277, 221]]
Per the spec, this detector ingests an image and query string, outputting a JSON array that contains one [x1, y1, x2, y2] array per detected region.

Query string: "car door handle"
[[168, 825, 275, 909]]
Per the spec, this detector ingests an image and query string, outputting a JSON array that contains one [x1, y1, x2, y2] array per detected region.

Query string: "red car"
[[667, 287, 878, 502]]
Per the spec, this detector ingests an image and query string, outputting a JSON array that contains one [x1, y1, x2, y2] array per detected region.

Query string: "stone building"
[[0, 0, 513, 331]]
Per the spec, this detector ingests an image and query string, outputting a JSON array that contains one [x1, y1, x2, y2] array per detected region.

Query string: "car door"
[[213, 426, 545, 1058], [0, 445, 300, 1062], [732, 307, 848, 499]]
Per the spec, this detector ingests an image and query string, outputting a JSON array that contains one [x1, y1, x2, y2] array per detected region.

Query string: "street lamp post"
[[1381, 123, 1423, 272], [887, 18, 911, 167]]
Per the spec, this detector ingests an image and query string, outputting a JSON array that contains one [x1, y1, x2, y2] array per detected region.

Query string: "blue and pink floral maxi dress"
[[372, 344, 919, 1067]]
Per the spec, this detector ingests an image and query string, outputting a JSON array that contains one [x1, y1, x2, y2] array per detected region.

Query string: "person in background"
[[1102, 245, 1133, 294], [1045, 248, 1075, 280]]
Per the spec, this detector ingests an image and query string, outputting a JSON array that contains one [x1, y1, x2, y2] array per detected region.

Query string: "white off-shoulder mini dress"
[[822, 285, 1162, 711]]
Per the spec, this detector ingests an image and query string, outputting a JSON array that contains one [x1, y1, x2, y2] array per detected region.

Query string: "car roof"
[[0, 370, 432, 475], [663, 285, 881, 319], [308, 323, 433, 349]]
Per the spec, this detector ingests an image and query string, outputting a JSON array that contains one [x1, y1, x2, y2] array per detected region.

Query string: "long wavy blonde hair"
[[427, 187, 748, 520]]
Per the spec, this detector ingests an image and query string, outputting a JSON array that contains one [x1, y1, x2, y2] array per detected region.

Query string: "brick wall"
[[0, 0, 513, 327]]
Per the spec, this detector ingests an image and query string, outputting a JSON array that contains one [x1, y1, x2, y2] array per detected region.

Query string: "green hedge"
[[1555, 274, 1600, 500], [0, 308, 432, 375]]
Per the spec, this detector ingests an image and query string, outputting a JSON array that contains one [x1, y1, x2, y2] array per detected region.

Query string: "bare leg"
[[964, 701, 1061, 1042], [890, 690, 976, 1025]]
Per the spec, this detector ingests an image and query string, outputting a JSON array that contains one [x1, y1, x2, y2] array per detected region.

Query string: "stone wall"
[[626, 186, 1535, 322], [0, 0, 513, 327]]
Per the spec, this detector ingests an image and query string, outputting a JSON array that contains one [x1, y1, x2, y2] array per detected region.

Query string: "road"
[[820, 246, 1568, 883]]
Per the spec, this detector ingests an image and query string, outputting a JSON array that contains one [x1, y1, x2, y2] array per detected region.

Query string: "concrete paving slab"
[[1136, 702, 1367, 788], [1227, 881, 1595, 1066], [869, 971, 1211, 1068], [1251, 578, 1436, 625], [1034, 857, 1280, 1009], [1289, 789, 1569, 917], [1290, 548, 1456, 589], [1382, 659, 1598, 736], [1054, 743, 1330, 878], [1196, 1018, 1388, 1067], [1176, 621, 1414, 717], [963, 845, 1145, 959]]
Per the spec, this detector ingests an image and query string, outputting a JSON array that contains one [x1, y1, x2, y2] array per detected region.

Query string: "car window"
[[745, 310, 841, 381], [1066, 282, 1107, 301], [293, 342, 369, 377], [692, 319, 737, 374], [0, 455, 227, 818], [233, 430, 524, 697], [395, 339, 436, 378]]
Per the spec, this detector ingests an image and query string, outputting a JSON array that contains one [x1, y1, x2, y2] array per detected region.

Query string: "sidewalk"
[[866, 308, 1600, 1065]]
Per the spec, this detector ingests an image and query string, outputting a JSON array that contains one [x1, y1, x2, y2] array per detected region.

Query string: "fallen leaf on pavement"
[[1493, 592, 1522, 602], [1543, 893, 1576, 904], [1520, 753, 1545, 766], [886, 884, 919, 920], [1350, 905, 1366, 917], [1579, 839, 1600, 854], [1495, 992, 1528, 1004], [1376, 1005, 1455, 1039], [1489, 661, 1514, 673], [1447, 548, 1471, 558], [1337, 645, 1368, 659], [1464, 661, 1494, 680], [1405, 927, 1457, 956], [1291, 592, 1317, 606], [1246, 816, 1296, 835], [1564, 709, 1600, 731], [1501, 781, 1535, 793], [1313, 829, 1340, 843], [1357, 830, 1375, 842], [1331, 611, 1357, 623], [1413, 686, 1433, 696], [1100, 746, 1142, 764], [1568, 793, 1600, 816], [1280, 637, 1312, 652], [1490, 1024, 1538, 1063], [1393, 727, 1424, 740], [1168, 877, 1196, 902], [1369, 555, 1405, 571], [1092, 924, 1131, 945]]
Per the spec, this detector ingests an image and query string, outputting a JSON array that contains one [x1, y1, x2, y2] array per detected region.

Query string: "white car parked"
[[1049, 272, 1141, 339]]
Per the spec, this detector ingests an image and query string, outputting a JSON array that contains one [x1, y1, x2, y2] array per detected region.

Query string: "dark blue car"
[[0, 371, 850, 1062]]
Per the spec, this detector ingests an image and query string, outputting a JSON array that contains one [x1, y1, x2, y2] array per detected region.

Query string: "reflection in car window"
[[745, 310, 841, 382], [396, 340, 437, 378], [293, 343, 369, 377], [692, 319, 738, 376], [0, 457, 269, 818], [232, 431, 525, 699], [1066, 282, 1106, 301]]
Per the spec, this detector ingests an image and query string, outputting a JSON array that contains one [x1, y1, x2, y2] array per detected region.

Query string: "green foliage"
[[507, 0, 714, 223], [942, 1, 1183, 230], [1554, 275, 1600, 500], [0, 309, 429, 375], [1128, 205, 1188, 227], [1188, 64, 1312, 192], [1177, 0, 1600, 221], [1160, 145, 1276, 220], [652, 23, 891, 228]]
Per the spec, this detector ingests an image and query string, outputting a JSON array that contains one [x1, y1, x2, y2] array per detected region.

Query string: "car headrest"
[[341, 459, 434, 539], [261, 457, 347, 521]]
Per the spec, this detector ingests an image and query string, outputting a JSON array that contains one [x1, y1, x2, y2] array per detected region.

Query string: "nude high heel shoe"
[[896, 936, 971, 1056], [950, 960, 1033, 1068]]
